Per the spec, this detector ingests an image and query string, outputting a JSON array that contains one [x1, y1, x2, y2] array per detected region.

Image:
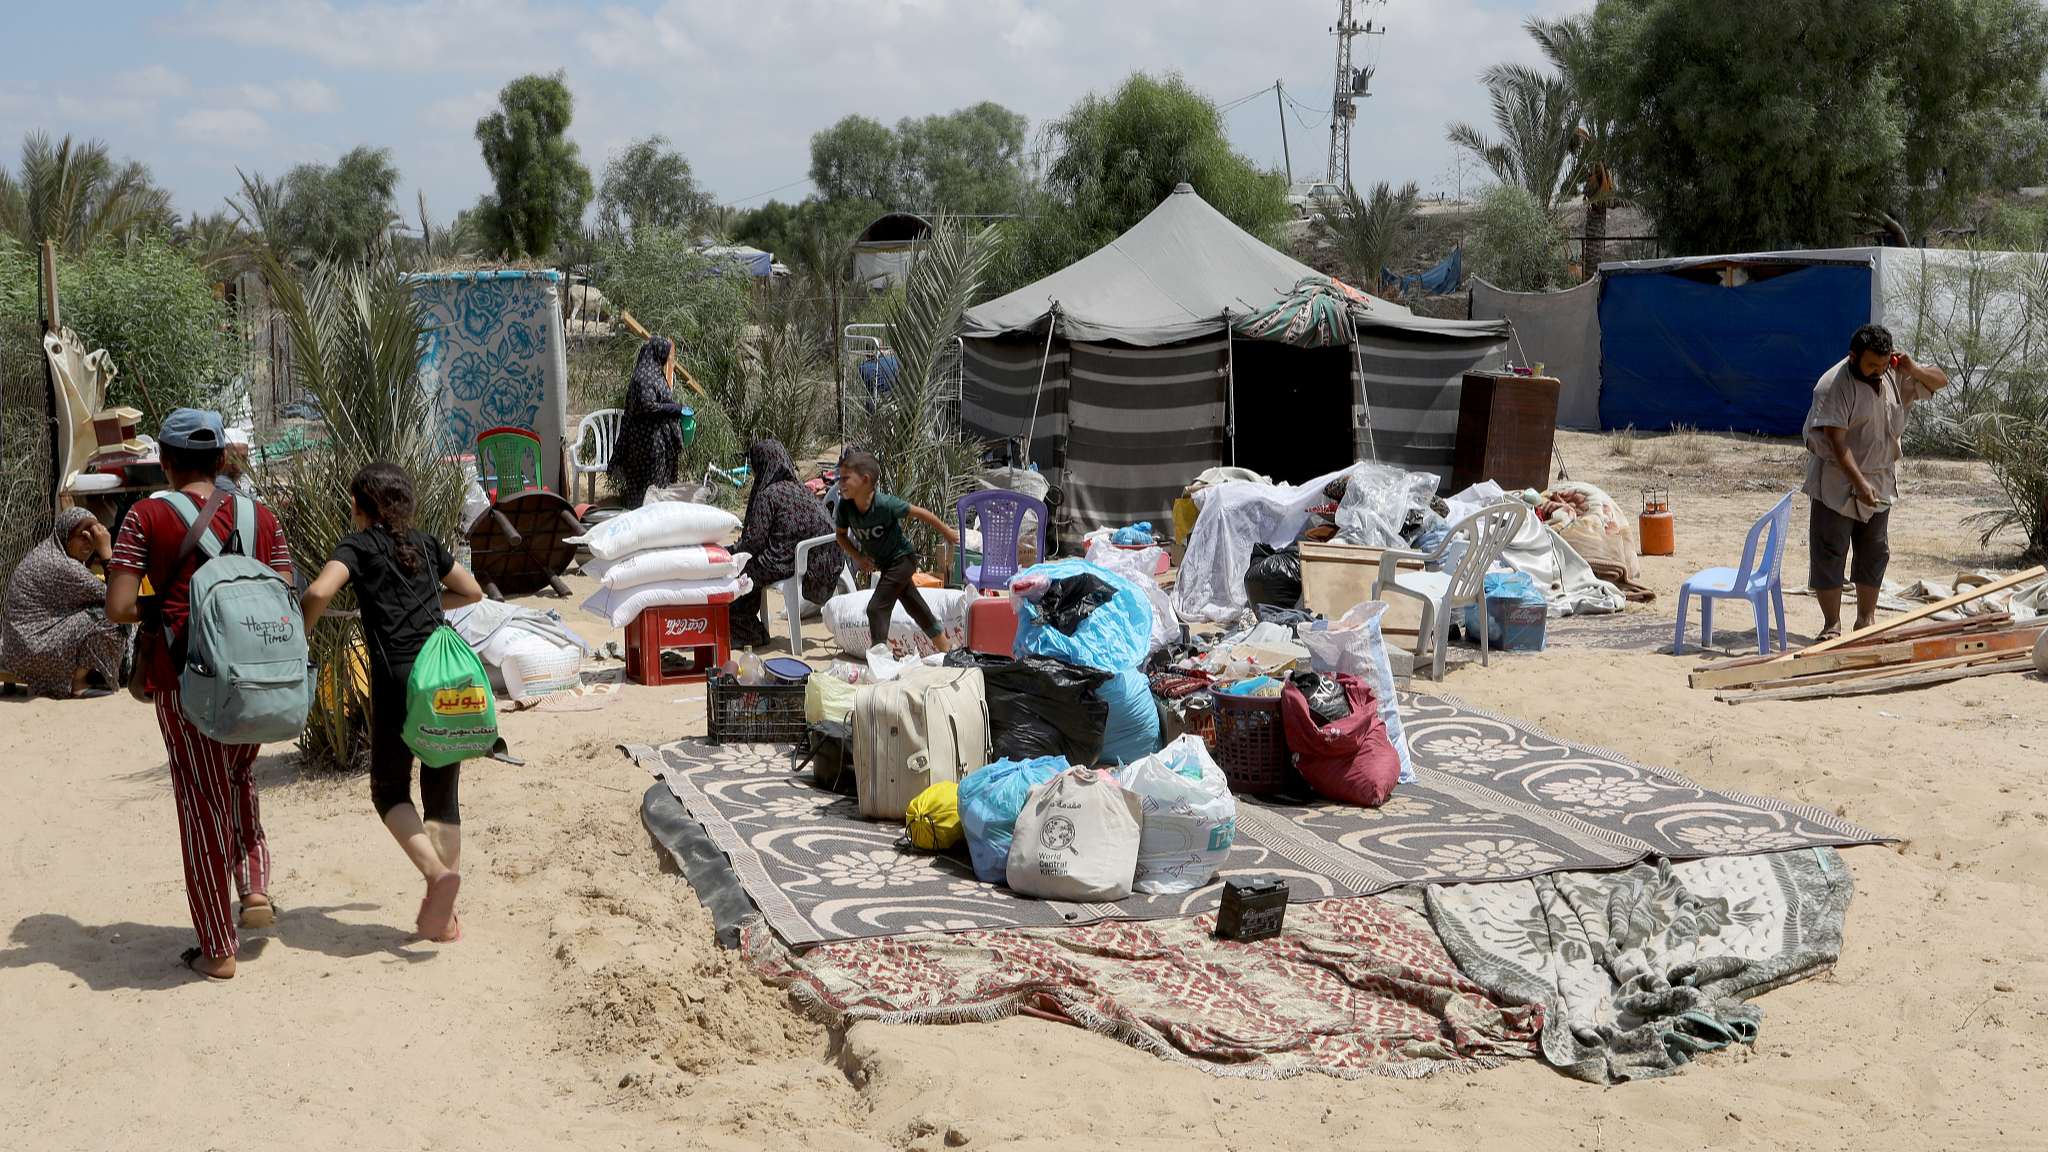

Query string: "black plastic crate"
[[706, 676, 809, 745]]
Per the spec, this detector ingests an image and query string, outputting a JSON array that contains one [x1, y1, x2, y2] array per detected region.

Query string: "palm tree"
[[787, 221, 862, 433], [230, 168, 291, 263], [1321, 181, 1423, 295], [0, 131, 174, 253], [174, 210, 254, 274], [1527, 14, 1624, 269], [1446, 66, 1580, 213]]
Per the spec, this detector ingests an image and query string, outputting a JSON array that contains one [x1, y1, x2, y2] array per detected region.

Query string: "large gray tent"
[[960, 185, 1509, 534]]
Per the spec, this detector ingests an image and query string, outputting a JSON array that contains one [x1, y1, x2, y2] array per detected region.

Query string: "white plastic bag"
[[582, 544, 744, 590], [566, 501, 740, 560], [1297, 600, 1414, 783], [1114, 736, 1236, 894], [578, 574, 753, 629], [1006, 768, 1143, 901]]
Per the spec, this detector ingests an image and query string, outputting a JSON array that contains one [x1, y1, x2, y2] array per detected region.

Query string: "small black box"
[[1215, 873, 1288, 942]]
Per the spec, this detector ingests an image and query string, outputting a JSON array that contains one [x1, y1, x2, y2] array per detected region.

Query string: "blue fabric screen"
[[1598, 264, 1871, 435]]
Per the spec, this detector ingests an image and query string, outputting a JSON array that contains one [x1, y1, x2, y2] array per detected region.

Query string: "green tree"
[[1320, 181, 1423, 293], [1465, 183, 1573, 292], [0, 131, 174, 254], [474, 71, 594, 259], [809, 116, 903, 206], [896, 102, 1031, 215], [992, 72, 1289, 296], [1585, 0, 2048, 253], [732, 196, 884, 263], [277, 145, 401, 262], [595, 134, 715, 238]]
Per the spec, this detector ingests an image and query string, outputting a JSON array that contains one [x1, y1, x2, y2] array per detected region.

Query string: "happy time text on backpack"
[[165, 491, 316, 745]]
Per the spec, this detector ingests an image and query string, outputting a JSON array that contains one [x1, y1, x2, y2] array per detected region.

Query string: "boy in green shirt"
[[835, 449, 960, 654]]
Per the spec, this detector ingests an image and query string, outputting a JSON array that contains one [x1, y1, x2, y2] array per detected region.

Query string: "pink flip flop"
[[416, 871, 461, 940]]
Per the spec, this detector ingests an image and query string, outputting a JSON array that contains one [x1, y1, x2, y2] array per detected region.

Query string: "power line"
[[726, 176, 814, 207]]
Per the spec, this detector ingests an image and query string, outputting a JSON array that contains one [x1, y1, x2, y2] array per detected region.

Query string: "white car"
[[1286, 182, 1346, 219]]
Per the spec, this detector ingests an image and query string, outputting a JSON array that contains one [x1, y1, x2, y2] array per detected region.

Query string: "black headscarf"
[[624, 336, 679, 417], [742, 439, 801, 525]]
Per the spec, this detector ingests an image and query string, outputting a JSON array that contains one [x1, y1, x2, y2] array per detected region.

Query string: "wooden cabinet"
[[1449, 372, 1560, 493]]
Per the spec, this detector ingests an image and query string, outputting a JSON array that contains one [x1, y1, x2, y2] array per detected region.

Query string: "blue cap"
[[159, 408, 225, 450]]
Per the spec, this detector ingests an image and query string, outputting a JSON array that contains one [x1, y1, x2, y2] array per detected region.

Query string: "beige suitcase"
[[851, 665, 990, 821]]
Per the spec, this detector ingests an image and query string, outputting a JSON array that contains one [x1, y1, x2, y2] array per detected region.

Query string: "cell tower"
[[1328, 0, 1387, 190]]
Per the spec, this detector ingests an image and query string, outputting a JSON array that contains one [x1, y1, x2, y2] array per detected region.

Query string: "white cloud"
[[176, 106, 270, 145], [113, 66, 191, 99], [279, 77, 340, 112], [181, 0, 583, 73]]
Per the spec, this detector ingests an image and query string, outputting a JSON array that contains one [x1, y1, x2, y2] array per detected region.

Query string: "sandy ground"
[[4, 429, 2044, 1151]]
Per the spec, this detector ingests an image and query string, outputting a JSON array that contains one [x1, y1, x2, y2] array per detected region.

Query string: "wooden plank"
[[1723, 649, 2009, 695], [1690, 624, 2047, 690], [615, 308, 710, 398], [1767, 566, 2045, 661], [1719, 652, 2032, 703], [1693, 614, 2014, 674], [1690, 641, 1915, 689]]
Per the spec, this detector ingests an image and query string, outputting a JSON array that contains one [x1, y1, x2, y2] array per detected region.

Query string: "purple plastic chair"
[[956, 489, 1048, 594], [1673, 492, 1793, 656]]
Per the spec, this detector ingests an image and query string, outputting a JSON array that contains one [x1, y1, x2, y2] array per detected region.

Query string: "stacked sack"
[[822, 588, 973, 658], [568, 503, 752, 628], [1010, 558, 1162, 766]]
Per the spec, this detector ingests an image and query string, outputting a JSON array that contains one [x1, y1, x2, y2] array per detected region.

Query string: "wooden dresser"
[[1449, 372, 1560, 493]]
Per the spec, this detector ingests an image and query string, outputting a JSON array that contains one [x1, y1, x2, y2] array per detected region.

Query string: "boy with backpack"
[[106, 409, 301, 981], [834, 448, 960, 655]]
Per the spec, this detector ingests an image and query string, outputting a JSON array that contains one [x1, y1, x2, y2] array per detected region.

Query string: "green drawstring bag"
[[402, 625, 500, 767]]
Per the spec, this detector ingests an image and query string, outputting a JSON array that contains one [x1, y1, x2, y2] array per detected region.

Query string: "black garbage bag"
[[1037, 573, 1121, 635], [944, 650, 1112, 764], [1289, 671, 1352, 727], [1243, 543, 1304, 611]]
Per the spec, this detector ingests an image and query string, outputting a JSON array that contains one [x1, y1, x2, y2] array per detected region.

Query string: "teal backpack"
[[165, 492, 316, 745]]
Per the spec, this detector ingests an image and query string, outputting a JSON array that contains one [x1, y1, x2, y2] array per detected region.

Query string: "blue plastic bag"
[[958, 756, 1067, 882], [1461, 571, 1548, 651], [1012, 559, 1160, 764], [1111, 522, 1154, 545]]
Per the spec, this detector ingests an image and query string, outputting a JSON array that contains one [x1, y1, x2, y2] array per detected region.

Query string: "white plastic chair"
[[1370, 502, 1531, 681], [769, 534, 861, 657], [570, 409, 623, 505]]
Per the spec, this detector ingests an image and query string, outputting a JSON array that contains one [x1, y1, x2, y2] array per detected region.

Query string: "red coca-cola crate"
[[624, 603, 731, 686]]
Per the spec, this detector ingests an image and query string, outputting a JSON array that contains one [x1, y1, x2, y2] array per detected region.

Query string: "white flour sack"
[[482, 629, 583, 701], [579, 574, 753, 629], [1006, 768, 1143, 901], [822, 588, 970, 657], [567, 502, 740, 560], [1114, 736, 1237, 895], [582, 545, 743, 590]]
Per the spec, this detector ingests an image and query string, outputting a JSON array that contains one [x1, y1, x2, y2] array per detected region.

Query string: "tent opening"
[[1228, 339, 1355, 484]]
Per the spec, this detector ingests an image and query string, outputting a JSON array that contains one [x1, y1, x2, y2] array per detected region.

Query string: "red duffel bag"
[[1279, 672, 1400, 807]]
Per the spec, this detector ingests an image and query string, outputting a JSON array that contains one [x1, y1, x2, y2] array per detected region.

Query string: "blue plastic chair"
[[1673, 493, 1793, 656], [956, 489, 1048, 594]]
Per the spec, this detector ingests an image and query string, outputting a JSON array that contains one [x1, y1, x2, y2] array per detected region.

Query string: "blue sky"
[[3, 0, 1568, 226]]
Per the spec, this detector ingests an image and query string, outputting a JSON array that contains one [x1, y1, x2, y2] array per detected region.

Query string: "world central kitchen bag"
[[1006, 767, 1143, 901], [403, 625, 500, 766]]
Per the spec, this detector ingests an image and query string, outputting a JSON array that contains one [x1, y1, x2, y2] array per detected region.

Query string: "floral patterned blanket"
[[625, 694, 1889, 946], [747, 896, 1543, 1079], [1424, 847, 1855, 1083]]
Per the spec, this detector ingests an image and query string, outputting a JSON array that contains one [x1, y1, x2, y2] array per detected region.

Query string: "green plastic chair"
[[477, 427, 545, 498]]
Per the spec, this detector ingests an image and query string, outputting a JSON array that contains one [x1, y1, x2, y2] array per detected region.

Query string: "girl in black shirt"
[[302, 462, 484, 943]]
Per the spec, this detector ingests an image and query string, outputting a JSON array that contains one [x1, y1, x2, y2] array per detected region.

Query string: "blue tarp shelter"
[[1597, 257, 1875, 435]]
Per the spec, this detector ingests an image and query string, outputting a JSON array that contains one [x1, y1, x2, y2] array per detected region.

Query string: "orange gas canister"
[[1639, 486, 1675, 556]]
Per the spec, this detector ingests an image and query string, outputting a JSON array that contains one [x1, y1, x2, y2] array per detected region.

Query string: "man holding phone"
[[1802, 323, 1948, 639]]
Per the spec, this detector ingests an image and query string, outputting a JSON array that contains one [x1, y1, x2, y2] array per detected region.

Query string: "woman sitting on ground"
[[728, 439, 844, 649], [2, 507, 130, 698], [606, 335, 686, 508]]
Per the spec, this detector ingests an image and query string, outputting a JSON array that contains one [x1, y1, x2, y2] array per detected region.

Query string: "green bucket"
[[678, 407, 697, 446]]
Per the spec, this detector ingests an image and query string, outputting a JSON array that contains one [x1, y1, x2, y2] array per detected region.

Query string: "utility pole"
[[1275, 81, 1293, 185], [1328, 0, 1387, 191]]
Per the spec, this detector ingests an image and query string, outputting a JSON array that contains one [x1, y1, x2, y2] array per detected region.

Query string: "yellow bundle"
[[904, 781, 963, 851]]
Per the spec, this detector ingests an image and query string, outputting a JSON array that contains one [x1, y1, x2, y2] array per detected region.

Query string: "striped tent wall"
[[1354, 333, 1510, 472], [1063, 338, 1229, 533], [960, 337, 1069, 473]]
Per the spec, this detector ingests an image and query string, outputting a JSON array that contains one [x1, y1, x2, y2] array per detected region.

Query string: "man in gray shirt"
[[1801, 323, 1948, 639]]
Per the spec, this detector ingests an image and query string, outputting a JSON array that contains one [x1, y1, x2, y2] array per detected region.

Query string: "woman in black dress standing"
[[607, 335, 685, 507]]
